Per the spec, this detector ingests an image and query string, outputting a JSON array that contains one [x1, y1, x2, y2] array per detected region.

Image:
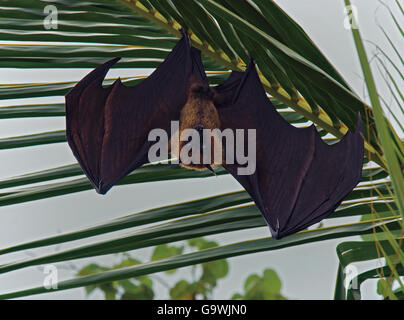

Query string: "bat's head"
[[190, 83, 215, 99], [170, 83, 223, 172]]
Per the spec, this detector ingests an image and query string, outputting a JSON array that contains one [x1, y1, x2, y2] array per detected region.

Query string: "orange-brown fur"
[[170, 83, 223, 170]]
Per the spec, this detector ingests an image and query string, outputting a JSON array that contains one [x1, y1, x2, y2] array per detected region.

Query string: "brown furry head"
[[170, 83, 223, 171]]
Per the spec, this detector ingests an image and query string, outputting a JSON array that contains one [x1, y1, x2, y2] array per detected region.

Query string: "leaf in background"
[[232, 268, 286, 300], [151, 244, 184, 274]]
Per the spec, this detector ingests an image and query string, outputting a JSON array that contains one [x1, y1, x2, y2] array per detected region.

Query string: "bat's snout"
[[193, 124, 205, 132]]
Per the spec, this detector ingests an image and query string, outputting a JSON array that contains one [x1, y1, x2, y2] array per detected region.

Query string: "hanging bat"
[[65, 30, 364, 239]]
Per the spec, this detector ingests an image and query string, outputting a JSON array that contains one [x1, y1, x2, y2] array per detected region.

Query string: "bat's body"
[[170, 83, 223, 171], [66, 31, 364, 239]]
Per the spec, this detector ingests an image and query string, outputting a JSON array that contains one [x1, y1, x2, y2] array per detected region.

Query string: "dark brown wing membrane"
[[214, 61, 364, 239], [66, 31, 208, 194]]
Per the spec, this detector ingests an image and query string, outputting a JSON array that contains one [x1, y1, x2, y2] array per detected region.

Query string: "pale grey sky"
[[0, 0, 402, 300]]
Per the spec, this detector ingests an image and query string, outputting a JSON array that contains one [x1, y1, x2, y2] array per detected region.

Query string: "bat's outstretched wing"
[[214, 61, 364, 239], [66, 31, 208, 194]]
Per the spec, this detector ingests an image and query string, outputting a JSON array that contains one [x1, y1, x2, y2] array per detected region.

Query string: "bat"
[[65, 30, 364, 239]]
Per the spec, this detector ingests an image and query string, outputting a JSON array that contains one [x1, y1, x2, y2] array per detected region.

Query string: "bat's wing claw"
[[205, 164, 217, 176]]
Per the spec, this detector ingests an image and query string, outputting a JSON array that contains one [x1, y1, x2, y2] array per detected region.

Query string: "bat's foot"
[[205, 164, 217, 177]]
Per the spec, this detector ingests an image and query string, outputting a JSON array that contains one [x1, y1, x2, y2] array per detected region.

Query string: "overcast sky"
[[0, 0, 402, 300]]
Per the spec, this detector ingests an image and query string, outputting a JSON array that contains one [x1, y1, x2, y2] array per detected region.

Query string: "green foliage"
[[151, 244, 184, 274], [77, 255, 154, 300], [182, 238, 229, 299], [376, 278, 404, 300], [169, 280, 198, 300], [77, 238, 230, 300], [334, 0, 404, 300], [232, 269, 286, 300], [77, 238, 287, 300]]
